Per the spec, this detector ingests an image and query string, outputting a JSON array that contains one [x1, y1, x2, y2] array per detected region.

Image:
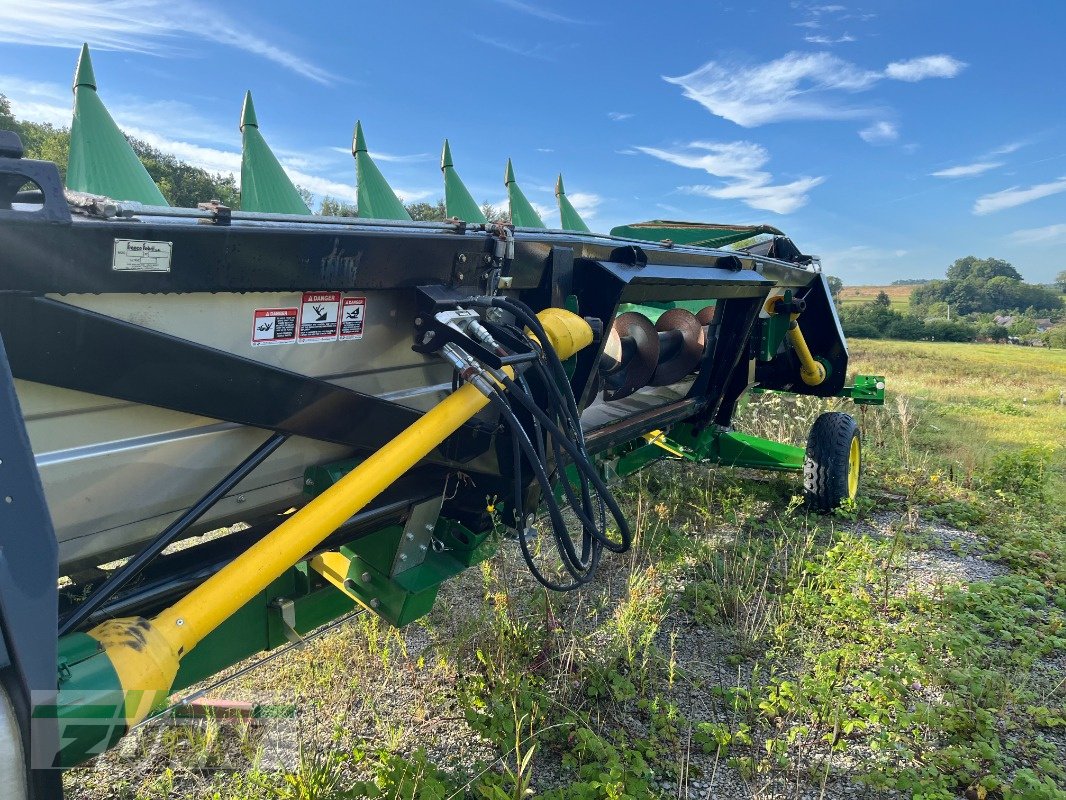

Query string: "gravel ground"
[[63, 507, 1030, 799]]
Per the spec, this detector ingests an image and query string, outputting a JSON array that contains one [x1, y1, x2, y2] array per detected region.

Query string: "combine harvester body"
[[0, 46, 883, 796]]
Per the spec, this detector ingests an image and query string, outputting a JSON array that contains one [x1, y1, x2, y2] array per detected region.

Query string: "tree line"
[[831, 256, 1065, 347]]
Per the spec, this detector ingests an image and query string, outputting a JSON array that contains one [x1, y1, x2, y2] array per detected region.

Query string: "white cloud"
[[0, 1, 337, 84], [973, 177, 1066, 215], [990, 141, 1026, 156], [931, 161, 1003, 178], [664, 52, 880, 127], [566, 191, 601, 220], [367, 151, 431, 164], [607, 111, 634, 121], [1007, 223, 1066, 244], [804, 33, 856, 44], [664, 50, 965, 127], [884, 55, 966, 82], [859, 121, 899, 144], [637, 140, 824, 214]]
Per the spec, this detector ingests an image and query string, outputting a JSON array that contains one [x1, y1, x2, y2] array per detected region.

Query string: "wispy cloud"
[[931, 161, 1003, 178], [0, 1, 337, 84], [884, 55, 966, 81], [804, 33, 856, 44], [488, 0, 590, 24], [859, 121, 899, 144], [368, 151, 431, 164], [989, 141, 1027, 156], [664, 51, 966, 127], [973, 177, 1066, 215], [471, 33, 555, 61], [1007, 223, 1066, 244], [607, 111, 634, 121], [566, 191, 601, 220], [637, 140, 824, 214]]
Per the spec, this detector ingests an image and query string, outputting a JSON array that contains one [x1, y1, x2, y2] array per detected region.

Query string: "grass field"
[[65, 341, 1066, 800], [837, 284, 914, 311], [849, 339, 1066, 497]]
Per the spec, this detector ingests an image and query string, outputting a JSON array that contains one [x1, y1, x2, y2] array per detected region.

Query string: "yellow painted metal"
[[84, 308, 593, 722], [534, 307, 594, 357], [847, 435, 860, 499], [642, 430, 685, 459], [786, 320, 826, 386], [86, 619, 179, 725], [309, 551, 363, 603]]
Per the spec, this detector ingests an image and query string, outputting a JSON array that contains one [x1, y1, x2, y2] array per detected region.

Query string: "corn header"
[[0, 45, 884, 797]]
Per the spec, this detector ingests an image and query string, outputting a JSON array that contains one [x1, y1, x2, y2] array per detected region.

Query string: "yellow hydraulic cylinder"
[[84, 308, 593, 724], [786, 318, 826, 386]]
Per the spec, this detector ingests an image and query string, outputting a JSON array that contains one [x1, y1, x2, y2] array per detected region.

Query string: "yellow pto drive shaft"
[[71, 307, 593, 727]]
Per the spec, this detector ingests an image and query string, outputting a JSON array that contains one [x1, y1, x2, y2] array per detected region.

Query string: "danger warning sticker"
[[299, 291, 341, 343], [251, 307, 298, 347], [339, 296, 367, 341]]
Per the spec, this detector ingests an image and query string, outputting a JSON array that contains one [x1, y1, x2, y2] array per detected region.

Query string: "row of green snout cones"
[[63, 43, 589, 230]]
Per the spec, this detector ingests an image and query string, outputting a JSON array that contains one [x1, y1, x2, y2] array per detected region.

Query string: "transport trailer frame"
[[0, 130, 883, 791]]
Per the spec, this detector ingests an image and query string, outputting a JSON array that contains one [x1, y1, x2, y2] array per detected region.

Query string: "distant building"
[[993, 314, 1015, 326], [1035, 318, 1053, 332]]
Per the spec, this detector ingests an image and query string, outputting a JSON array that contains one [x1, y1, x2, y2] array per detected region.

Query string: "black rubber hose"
[[487, 389, 599, 589], [498, 370, 630, 553]]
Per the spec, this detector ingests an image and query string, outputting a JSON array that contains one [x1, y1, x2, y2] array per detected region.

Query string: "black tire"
[[804, 411, 860, 511]]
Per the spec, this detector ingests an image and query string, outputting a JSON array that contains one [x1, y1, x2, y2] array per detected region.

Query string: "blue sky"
[[1, 0, 1064, 284]]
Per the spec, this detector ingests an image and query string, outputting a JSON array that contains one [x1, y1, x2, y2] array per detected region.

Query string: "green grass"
[[838, 284, 914, 311], [848, 338, 1066, 496], [64, 340, 1066, 800]]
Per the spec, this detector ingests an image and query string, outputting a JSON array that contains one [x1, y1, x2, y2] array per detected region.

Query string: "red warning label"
[[339, 296, 366, 341], [298, 291, 341, 343], [251, 307, 298, 347]]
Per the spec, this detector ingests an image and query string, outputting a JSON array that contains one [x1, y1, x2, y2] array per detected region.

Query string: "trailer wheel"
[[804, 412, 860, 511]]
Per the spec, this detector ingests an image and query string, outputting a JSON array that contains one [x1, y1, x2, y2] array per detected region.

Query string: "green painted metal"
[[668, 424, 805, 472], [505, 159, 546, 228], [555, 174, 590, 232], [239, 91, 311, 215], [441, 139, 487, 223], [616, 299, 717, 323], [352, 121, 411, 221], [333, 520, 495, 627], [610, 220, 784, 248], [67, 44, 169, 205], [758, 292, 793, 361], [49, 632, 129, 767], [842, 374, 886, 405], [50, 566, 357, 767]]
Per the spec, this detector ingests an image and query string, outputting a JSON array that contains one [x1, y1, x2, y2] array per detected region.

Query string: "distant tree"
[[825, 275, 843, 297], [295, 185, 314, 208], [1056, 270, 1066, 293], [0, 94, 15, 130], [979, 322, 1008, 342], [946, 256, 1022, 282], [128, 136, 239, 208], [924, 319, 977, 342], [874, 290, 891, 307], [481, 202, 509, 223], [319, 196, 358, 217], [405, 199, 447, 221]]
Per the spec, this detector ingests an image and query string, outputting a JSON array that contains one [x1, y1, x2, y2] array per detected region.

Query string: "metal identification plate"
[[112, 239, 173, 272]]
